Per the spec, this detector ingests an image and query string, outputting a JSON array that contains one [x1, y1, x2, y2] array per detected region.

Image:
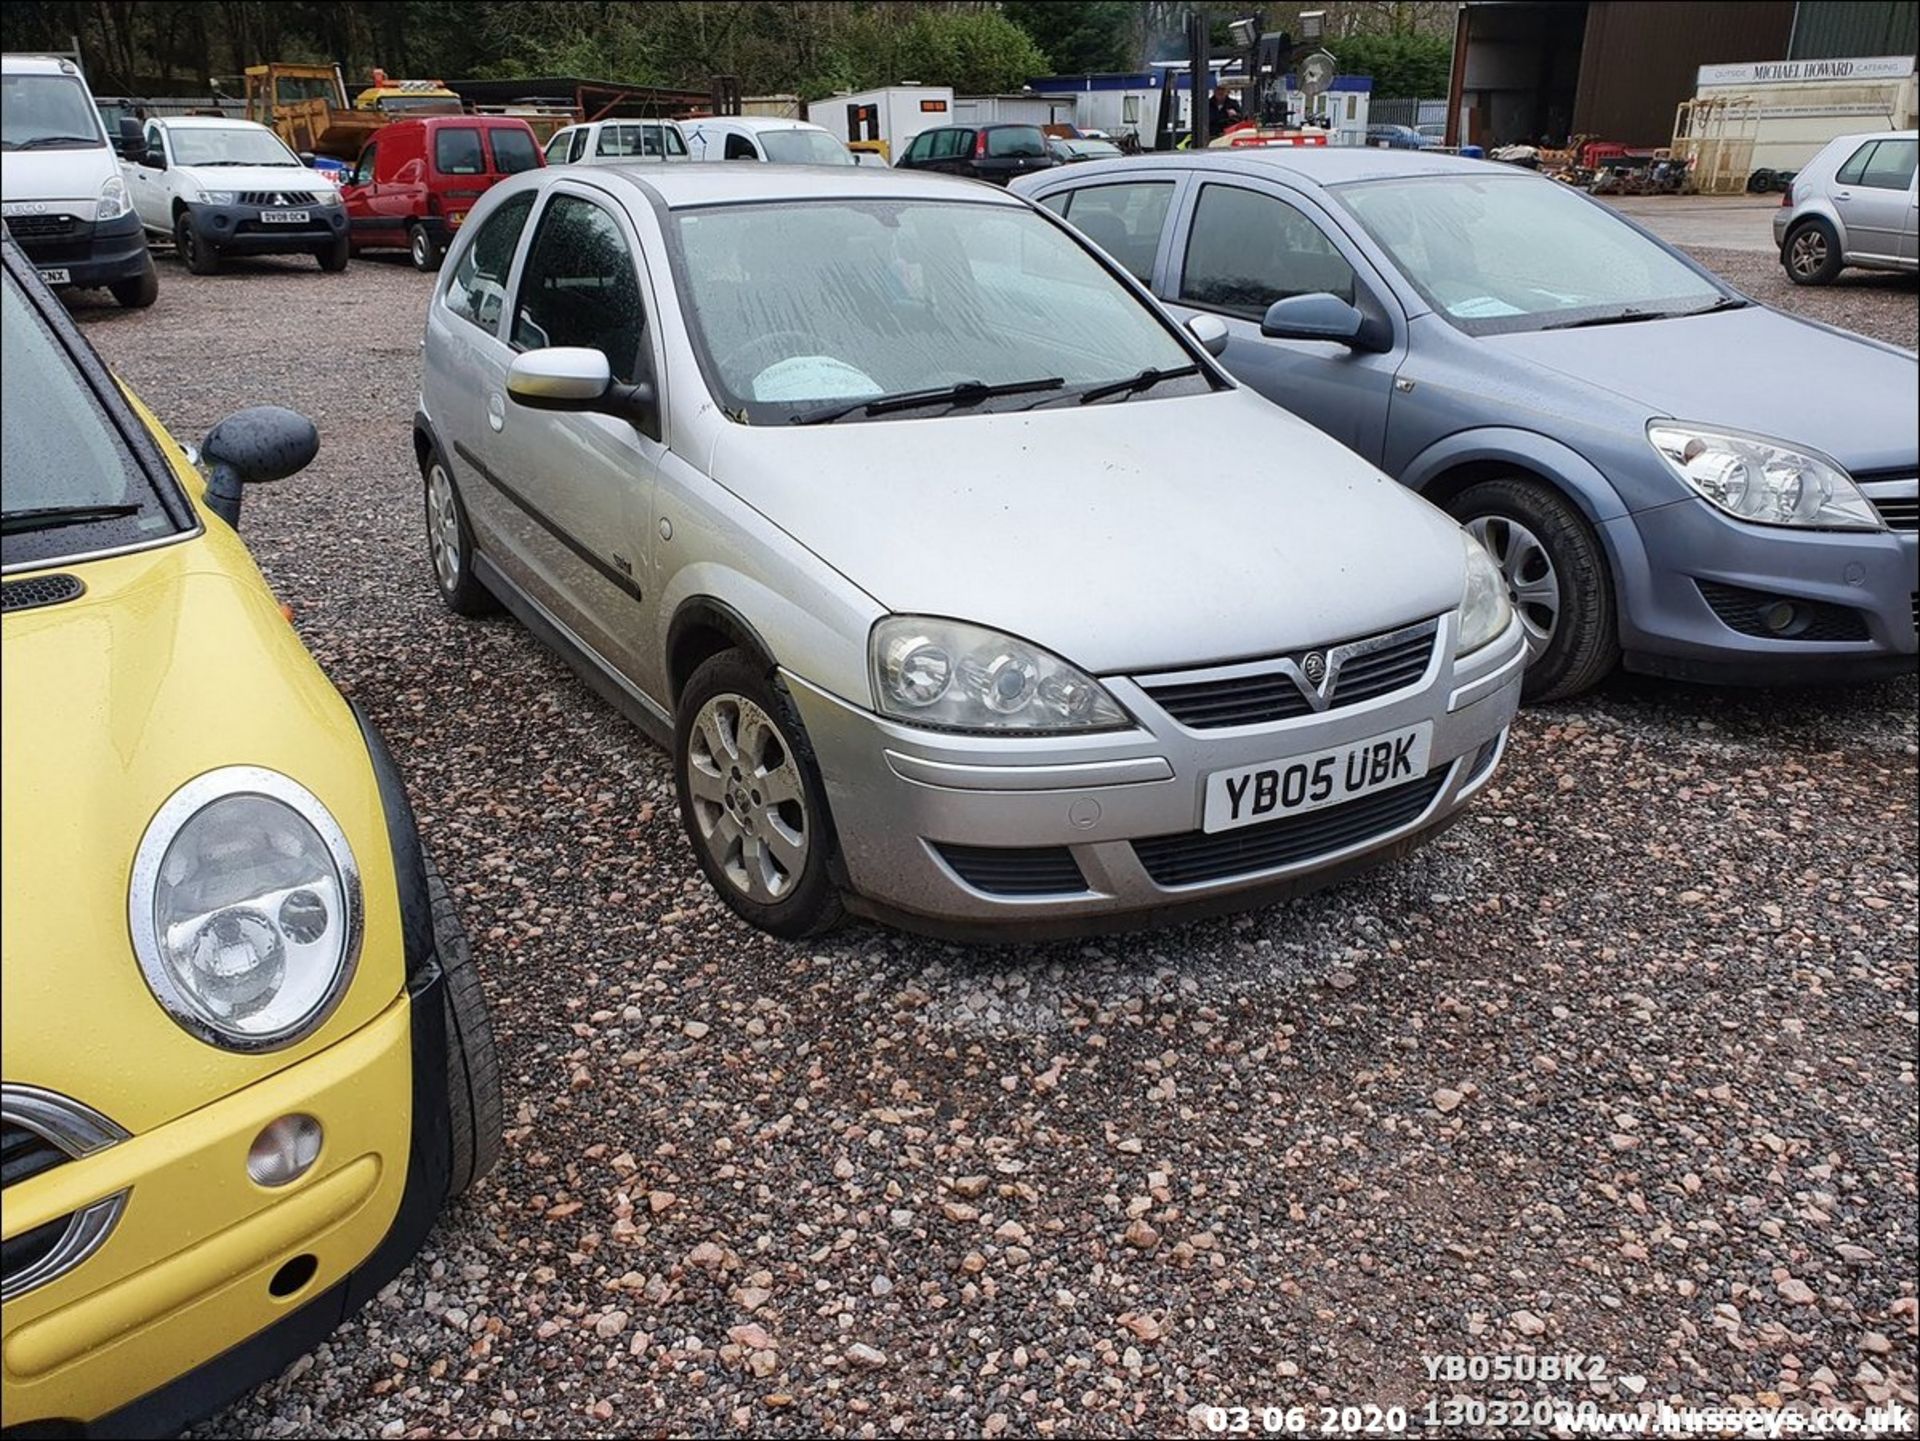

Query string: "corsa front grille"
[[1134, 767, 1449, 888], [935, 842, 1087, 897], [1697, 581, 1869, 643], [1140, 619, 1438, 730], [2, 574, 86, 613], [1, 1120, 69, 1189]]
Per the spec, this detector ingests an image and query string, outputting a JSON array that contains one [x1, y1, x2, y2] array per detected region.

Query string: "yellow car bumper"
[[2, 984, 437, 1433]]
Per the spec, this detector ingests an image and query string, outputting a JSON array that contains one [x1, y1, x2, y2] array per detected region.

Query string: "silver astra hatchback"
[[415, 165, 1526, 939]]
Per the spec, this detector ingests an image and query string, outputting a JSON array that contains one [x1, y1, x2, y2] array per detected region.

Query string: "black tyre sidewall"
[[318, 235, 351, 272], [110, 258, 159, 308], [409, 223, 442, 272], [421, 448, 498, 616], [1783, 218, 1841, 285], [426, 856, 503, 1198], [175, 214, 218, 275], [673, 650, 846, 939], [1448, 478, 1620, 704]]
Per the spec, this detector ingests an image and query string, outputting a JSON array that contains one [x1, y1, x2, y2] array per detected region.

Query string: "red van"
[[342, 116, 543, 270]]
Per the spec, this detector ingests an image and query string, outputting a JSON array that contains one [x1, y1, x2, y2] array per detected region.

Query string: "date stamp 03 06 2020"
[[1197, 1353, 1918, 1437]]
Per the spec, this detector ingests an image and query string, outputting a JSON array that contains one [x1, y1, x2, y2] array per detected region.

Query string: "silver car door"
[[1832, 137, 1916, 259], [494, 185, 663, 688], [1162, 176, 1404, 464]]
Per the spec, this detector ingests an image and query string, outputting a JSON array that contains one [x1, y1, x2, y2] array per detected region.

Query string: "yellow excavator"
[[244, 63, 462, 160]]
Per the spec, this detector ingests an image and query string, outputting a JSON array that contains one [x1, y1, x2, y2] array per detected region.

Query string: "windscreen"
[[1, 74, 105, 150], [756, 128, 853, 165], [671, 198, 1197, 423], [168, 125, 302, 167]]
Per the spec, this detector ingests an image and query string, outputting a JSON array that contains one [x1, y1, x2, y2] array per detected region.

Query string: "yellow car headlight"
[[129, 767, 361, 1051]]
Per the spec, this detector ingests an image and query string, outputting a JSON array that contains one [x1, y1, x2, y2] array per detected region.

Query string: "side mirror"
[[199, 406, 320, 529], [1186, 313, 1229, 357], [1260, 292, 1389, 351], [507, 347, 658, 431], [115, 117, 142, 154], [298, 150, 317, 165]]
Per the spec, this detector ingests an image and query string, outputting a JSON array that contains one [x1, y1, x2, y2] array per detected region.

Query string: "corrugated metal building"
[[1447, 0, 1915, 146]]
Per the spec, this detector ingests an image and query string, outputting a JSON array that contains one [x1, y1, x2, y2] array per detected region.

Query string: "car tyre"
[[674, 649, 846, 939], [409, 222, 444, 272], [421, 449, 499, 616], [1448, 478, 1619, 704], [317, 235, 351, 272], [174, 212, 219, 275], [109, 255, 160, 308], [1782, 217, 1842, 285], [428, 856, 503, 1197]]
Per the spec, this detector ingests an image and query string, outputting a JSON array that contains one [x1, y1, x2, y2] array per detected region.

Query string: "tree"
[[1002, 1, 1135, 74], [1328, 31, 1450, 98]]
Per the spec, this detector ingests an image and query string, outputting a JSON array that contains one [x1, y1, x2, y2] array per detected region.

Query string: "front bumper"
[[0, 966, 451, 1438], [1606, 493, 1919, 685], [6, 210, 149, 288], [183, 199, 347, 256], [785, 612, 1524, 938]]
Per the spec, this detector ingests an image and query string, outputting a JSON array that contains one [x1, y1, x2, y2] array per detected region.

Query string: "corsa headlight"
[[130, 767, 361, 1051], [95, 174, 131, 222], [871, 616, 1131, 733], [1648, 423, 1881, 531], [1457, 529, 1514, 656]]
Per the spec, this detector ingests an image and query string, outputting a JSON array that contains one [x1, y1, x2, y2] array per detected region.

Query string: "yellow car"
[[0, 238, 501, 1435]]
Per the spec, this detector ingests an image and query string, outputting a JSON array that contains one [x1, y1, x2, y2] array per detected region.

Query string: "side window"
[[545, 130, 572, 164], [903, 132, 932, 163], [511, 194, 648, 388], [930, 129, 963, 160], [723, 131, 759, 161], [351, 142, 377, 187], [596, 124, 632, 157], [1037, 189, 1071, 216], [1858, 137, 1916, 190], [445, 191, 536, 333], [663, 124, 688, 158], [1835, 141, 1877, 186], [1055, 181, 1174, 284], [1179, 183, 1355, 316], [568, 129, 589, 164], [434, 127, 485, 176], [144, 121, 164, 160]]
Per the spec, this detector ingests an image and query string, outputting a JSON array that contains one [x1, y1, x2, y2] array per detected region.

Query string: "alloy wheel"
[[411, 230, 431, 268], [1789, 228, 1827, 278], [1465, 514, 1561, 660], [685, 693, 810, 905], [426, 462, 462, 592]]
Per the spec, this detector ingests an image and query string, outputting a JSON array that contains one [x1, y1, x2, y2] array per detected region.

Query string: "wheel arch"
[[1402, 428, 1629, 527], [666, 596, 779, 706]]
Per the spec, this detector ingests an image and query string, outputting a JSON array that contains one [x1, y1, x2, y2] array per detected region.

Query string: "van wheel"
[[409, 223, 444, 272], [674, 650, 846, 939], [109, 256, 159, 308], [422, 448, 498, 616], [428, 857, 503, 1198], [316, 235, 350, 272], [1448, 478, 1619, 703], [174, 213, 219, 275], [1783, 218, 1842, 285]]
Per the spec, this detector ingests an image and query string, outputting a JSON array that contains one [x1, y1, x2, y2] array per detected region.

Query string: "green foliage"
[[1328, 31, 1451, 99], [1002, 1, 1135, 74]]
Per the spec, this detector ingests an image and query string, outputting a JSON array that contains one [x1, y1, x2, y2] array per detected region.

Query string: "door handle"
[[486, 394, 505, 432], [1834, 190, 1851, 200]]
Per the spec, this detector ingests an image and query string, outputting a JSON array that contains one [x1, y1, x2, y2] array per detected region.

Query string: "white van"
[[0, 54, 157, 306], [543, 118, 690, 166], [680, 116, 853, 165]]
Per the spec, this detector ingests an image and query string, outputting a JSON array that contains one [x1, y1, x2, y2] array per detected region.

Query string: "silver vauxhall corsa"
[[414, 165, 1526, 939]]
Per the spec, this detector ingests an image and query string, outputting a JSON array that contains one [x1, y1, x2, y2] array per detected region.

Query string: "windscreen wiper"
[[1, 503, 140, 535], [1677, 296, 1749, 317], [791, 376, 1065, 425], [1074, 363, 1201, 405], [1539, 307, 1677, 331], [4, 135, 100, 151]]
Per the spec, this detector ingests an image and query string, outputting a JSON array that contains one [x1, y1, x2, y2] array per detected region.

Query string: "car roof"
[[1030, 146, 1523, 187], [153, 115, 271, 129], [1826, 128, 1919, 145], [600, 161, 1024, 209], [2, 54, 78, 75], [682, 115, 828, 134]]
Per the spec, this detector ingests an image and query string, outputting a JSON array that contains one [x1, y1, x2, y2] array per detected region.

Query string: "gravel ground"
[[66, 243, 1917, 1439]]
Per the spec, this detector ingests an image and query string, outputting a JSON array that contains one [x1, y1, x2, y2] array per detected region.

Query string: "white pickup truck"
[[123, 116, 350, 273]]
